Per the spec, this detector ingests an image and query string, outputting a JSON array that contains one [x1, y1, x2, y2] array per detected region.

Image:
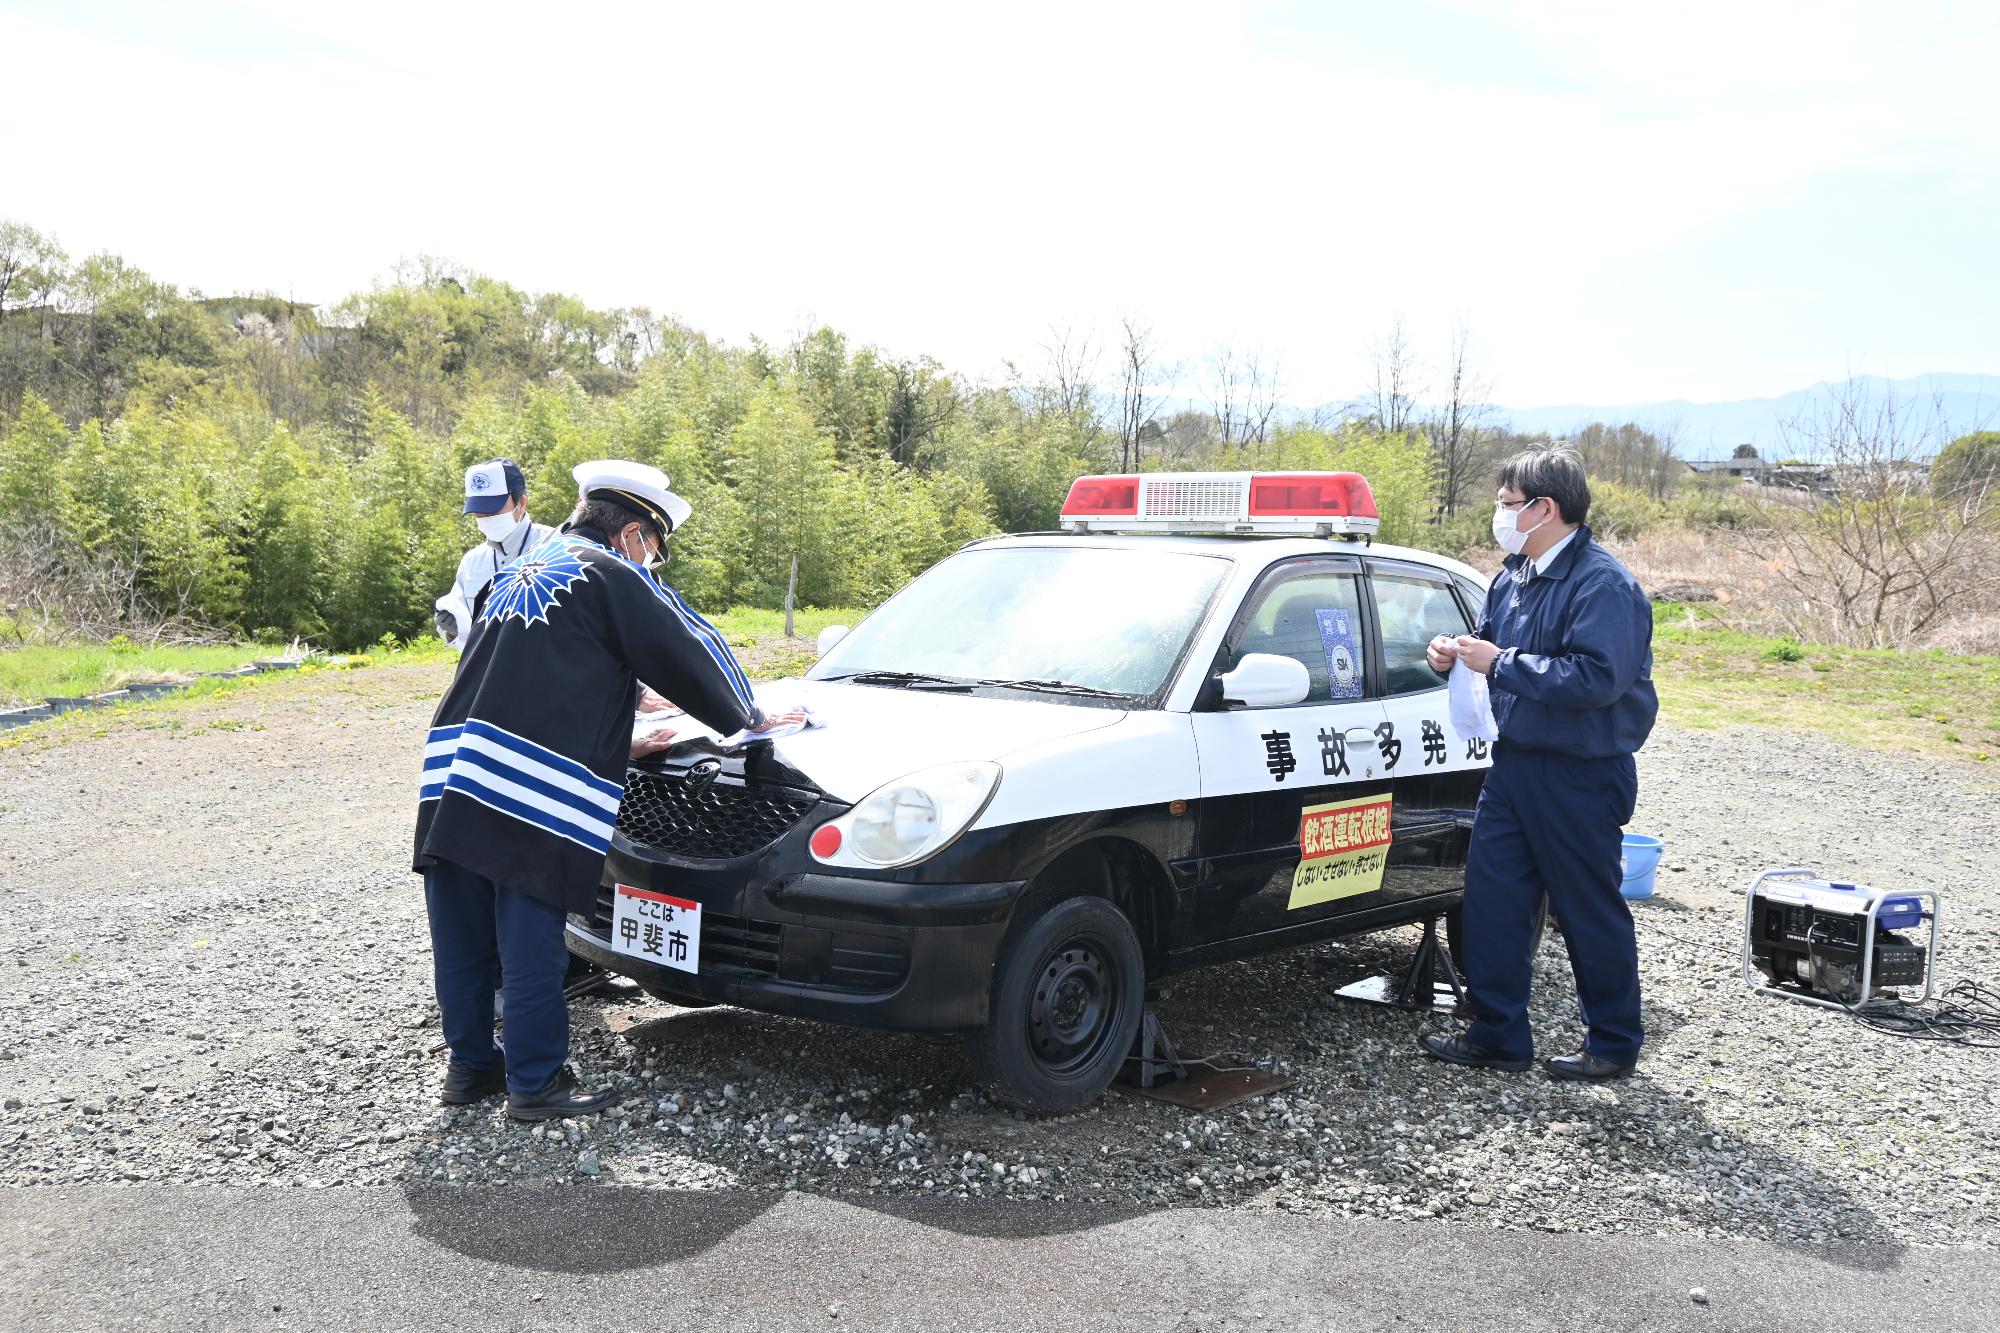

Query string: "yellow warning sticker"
[[1288, 793, 1393, 910]]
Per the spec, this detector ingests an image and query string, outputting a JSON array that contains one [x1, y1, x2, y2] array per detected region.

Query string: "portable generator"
[[1742, 868, 1941, 1010]]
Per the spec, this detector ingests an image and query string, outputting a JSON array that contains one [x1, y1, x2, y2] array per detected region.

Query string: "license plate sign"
[[609, 883, 701, 974]]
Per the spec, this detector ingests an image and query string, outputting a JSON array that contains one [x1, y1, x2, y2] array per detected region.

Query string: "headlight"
[[809, 761, 1001, 869]]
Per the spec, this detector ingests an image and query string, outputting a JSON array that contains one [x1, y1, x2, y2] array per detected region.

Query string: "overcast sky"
[[7, 0, 1996, 408]]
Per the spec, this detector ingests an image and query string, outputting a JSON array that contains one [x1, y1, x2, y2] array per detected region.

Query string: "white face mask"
[[622, 527, 665, 570], [476, 509, 525, 544], [1491, 499, 1549, 556]]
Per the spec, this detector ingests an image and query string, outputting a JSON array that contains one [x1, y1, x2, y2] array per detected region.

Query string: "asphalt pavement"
[[4, 1186, 1996, 1331]]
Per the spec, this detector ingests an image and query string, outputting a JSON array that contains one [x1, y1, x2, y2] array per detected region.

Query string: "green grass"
[[0, 606, 860, 715], [21, 600, 1987, 769], [706, 605, 868, 680], [0, 608, 854, 746], [0, 641, 297, 709], [705, 605, 866, 646], [0, 637, 458, 749], [730, 603, 2000, 767], [1650, 603, 2000, 765]]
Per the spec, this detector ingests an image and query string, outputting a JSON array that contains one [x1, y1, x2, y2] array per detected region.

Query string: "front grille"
[[615, 767, 818, 859], [591, 888, 782, 981], [703, 916, 784, 977]]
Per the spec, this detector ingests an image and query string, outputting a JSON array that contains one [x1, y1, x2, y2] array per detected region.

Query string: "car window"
[[810, 545, 1230, 697], [1373, 569, 1471, 696], [1454, 576, 1488, 627], [1228, 566, 1366, 705]]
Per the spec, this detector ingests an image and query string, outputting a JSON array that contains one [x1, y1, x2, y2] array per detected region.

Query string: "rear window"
[[1373, 570, 1471, 696]]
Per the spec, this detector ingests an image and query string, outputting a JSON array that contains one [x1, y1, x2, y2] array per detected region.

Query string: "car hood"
[[687, 678, 1125, 803]]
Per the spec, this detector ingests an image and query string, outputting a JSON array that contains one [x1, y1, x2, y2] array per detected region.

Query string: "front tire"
[[972, 895, 1144, 1115]]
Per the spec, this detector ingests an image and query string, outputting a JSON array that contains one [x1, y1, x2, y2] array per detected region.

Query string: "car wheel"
[[972, 895, 1144, 1116]]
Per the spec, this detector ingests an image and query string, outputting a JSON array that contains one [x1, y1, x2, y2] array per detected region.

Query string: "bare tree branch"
[[1424, 319, 1493, 515], [1115, 315, 1163, 471], [1755, 379, 1999, 646], [1367, 315, 1423, 436]]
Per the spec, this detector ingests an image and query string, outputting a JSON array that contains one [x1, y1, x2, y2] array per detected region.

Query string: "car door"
[[1188, 556, 1392, 949], [1365, 557, 1492, 906]]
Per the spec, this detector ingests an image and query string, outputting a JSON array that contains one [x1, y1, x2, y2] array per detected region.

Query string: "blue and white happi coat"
[[413, 525, 760, 913]]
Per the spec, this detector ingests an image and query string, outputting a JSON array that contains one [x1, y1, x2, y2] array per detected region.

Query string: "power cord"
[[1803, 924, 2000, 1049]]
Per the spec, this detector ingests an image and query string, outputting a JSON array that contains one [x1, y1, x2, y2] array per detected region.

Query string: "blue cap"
[[463, 459, 526, 515]]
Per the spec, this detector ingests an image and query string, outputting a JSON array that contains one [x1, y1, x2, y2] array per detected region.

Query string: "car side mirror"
[[816, 625, 850, 657], [1218, 653, 1310, 708]]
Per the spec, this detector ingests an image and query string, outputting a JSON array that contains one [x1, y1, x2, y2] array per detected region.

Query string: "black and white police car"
[[565, 471, 1495, 1112]]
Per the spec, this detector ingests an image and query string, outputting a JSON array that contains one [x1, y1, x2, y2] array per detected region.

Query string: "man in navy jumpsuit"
[[1421, 448, 1658, 1080], [414, 460, 783, 1120]]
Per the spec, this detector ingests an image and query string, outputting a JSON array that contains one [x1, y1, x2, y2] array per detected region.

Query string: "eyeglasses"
[[1497, 496, 1545, 510]]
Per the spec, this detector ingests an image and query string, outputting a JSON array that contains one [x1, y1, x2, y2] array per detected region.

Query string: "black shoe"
[[1545, 1050, 1637, 1081], [1420, 1032, 1531, 1071], [506, 1066, 620, 1122], [439, 1059, 507, 1105]]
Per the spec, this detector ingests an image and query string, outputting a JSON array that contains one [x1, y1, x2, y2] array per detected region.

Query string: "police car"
[[565, 472, 1495, 1112]]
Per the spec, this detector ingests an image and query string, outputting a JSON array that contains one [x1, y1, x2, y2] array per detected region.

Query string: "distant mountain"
[[1493, 374, 2000, 460]]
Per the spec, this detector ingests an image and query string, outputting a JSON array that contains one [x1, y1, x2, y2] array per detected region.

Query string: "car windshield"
[[811, 545, 1230, 698]]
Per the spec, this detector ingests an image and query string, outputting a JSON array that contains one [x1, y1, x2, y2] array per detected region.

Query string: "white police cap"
[[571, 459, 693, 535]]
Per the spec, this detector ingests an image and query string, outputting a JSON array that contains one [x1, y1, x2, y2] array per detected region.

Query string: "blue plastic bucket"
[[1620, 834, 1664, 900]]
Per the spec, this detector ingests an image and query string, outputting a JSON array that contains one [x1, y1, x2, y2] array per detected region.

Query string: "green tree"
[[241, 423, 332, 640], [931, 384, 1096, 534], [0, 221, 70, 418], [0, 392, 68, 525], [316, 392, 461, 643], [725, 382, 843, 605], [604, 374, 737, 609], [790, 327, 888, 456], [1235, 424, 1437, 546], [1933, 431, 2000, 502]]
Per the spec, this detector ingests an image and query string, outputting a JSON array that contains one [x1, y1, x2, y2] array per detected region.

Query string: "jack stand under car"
[[1116, 1006, 1297, 1112], [1120, 1010, 1188, 1090], [1333, 913, 1467, 1012]]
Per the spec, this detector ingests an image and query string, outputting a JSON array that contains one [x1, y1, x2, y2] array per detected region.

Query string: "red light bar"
[[1058, 470, 1381, 537], [1061, 475, 1139, 517], [1247, 472, 1377, 519]]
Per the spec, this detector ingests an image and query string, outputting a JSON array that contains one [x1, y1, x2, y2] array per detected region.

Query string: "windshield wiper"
[[975, 677, 1133, 699], [819, 669, 974, 691]]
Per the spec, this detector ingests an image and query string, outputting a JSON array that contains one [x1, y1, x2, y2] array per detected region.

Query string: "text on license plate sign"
[[610, 883, 701, 974]]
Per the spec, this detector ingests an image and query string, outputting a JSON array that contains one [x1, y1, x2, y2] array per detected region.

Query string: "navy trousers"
[[423, 858, 571, 1094], [1462, 745, 1643, 1064]]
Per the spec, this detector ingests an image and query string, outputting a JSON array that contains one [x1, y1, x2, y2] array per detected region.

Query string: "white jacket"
[[435, 520, 557, 647]]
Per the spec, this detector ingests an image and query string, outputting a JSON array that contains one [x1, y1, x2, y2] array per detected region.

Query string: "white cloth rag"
[[1448, 659, 1499, 742]]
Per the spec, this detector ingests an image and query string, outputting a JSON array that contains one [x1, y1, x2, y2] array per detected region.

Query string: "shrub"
[[1586, 480, 1665, 540], [1666, 477, 1762, 530]]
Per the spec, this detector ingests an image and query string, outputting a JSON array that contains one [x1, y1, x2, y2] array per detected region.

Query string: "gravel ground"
[[2, 662, 1996, 1250]]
